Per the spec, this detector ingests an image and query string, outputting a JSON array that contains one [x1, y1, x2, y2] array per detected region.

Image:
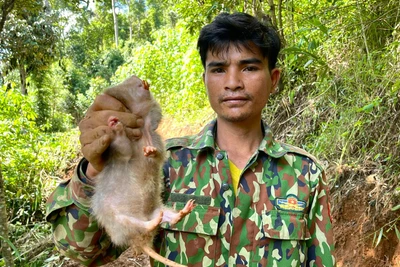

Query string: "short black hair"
[[197, 12, 281, 70]]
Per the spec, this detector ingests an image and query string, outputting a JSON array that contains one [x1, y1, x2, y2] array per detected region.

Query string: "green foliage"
[[123, 0, 168, 41], [0, 85, 79, 265], [0, 84, 79, 227], [262, 0, 400, 166], [166, 0, 247, 33], [0, 0, 43, 34], [33, 65, 74, 132], [0, 10, 59, 88], [90, 49, 125, 82]]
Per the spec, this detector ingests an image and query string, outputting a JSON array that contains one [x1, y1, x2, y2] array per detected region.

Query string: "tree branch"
[[0, 0, 16, 34]]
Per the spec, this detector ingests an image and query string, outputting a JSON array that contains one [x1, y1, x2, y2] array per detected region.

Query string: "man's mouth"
[[221, 95, 250, 104]]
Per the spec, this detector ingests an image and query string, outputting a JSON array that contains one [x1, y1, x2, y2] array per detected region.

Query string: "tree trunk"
[[126, 0, 132, 40], [111, 0, 119, 46], [290, 0, 295, 34], [18, 60, 27, 95], [252, 0, 260, 16], [0, 163, 14, 267], [277, 0, 285, 46], [268, 0, 277, 27]]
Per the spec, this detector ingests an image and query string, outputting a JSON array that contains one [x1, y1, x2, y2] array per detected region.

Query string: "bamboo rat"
[[91, 75, 195, 267]]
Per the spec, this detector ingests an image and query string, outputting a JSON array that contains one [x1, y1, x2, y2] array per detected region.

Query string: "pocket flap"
[[160, 203, 220, 236], [263, 210, 311, 240]]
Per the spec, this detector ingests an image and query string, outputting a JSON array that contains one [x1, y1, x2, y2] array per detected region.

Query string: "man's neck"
[[215, 118, 264, 169]]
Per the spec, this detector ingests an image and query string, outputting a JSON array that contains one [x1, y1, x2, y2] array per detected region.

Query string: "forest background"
[[0, 0, 399, 266]]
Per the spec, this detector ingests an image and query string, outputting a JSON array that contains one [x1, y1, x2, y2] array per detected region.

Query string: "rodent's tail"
[[142, 245, 187, 267]]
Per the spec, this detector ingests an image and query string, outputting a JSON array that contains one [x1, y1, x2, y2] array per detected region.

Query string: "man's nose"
[[224, 71, 244, 91]]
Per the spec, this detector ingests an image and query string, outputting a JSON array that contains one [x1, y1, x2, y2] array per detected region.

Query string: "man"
[[46, 12, 335, 267]]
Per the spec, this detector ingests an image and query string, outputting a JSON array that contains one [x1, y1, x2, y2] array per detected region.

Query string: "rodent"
[[91, 75, 194, 267]]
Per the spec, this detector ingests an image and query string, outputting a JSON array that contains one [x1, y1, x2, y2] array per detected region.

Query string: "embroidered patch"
[[276, 195, 306, 212]]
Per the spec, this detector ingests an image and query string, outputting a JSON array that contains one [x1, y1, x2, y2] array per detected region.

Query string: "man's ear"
[[270, 68, 281, 93]]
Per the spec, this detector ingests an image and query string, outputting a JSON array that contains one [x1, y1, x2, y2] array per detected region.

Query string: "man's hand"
[[79, 94, 143, 177]]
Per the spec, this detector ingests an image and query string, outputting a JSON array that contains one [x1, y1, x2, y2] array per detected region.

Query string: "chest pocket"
[[262, 210, 311, 240], [159, 202, 221, 265], [252, 210, 311, 266]]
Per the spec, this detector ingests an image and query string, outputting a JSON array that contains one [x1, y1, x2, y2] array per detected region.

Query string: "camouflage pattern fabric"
[[158, 120, 335, 266], [46, 119, 335, 266]]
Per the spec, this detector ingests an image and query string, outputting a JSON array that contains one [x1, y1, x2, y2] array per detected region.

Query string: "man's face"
[[203, 43, 280, 125]]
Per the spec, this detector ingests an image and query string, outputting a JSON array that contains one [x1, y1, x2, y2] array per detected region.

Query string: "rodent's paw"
[[169, 199, 196, 225], [180, 199, 195, 216], [143, 146, 158, 157]]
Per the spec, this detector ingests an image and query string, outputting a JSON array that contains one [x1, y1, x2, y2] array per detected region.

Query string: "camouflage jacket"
[[46, 119, 335, 267]]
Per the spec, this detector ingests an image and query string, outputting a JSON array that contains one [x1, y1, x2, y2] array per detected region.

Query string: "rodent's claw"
[[143, 146, 158, 157], [180, 199, 195, 215]]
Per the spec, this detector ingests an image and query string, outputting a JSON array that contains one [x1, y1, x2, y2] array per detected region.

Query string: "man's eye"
[[244, 66, 258, 71], [211, 68, 224, 73]]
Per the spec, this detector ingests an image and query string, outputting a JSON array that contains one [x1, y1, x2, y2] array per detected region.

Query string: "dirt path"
[[103, 249, 150, 267]]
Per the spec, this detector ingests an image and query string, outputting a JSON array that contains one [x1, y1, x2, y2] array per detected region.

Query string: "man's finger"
[[88, 94, 129, 113], [79, 126, 112, 146], [126, 128, 143, 140], [115, 113, 143, 128], [94, 134, 112, 156], [79, 111, 142, 131], [82, 135, 112, 165]]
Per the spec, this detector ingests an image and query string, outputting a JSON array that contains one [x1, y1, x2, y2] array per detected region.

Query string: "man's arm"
[[306, 167, 336, 266]]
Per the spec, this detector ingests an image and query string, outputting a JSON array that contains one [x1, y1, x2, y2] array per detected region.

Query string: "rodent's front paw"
[[143, 146, 158, 157]]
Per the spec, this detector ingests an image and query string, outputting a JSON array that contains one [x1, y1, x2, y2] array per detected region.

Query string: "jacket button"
[[216, 153, 224, 160], [222, 183, 230, 191]]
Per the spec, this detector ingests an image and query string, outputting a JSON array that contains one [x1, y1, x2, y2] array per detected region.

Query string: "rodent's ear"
[[142, 80, 150, 90]]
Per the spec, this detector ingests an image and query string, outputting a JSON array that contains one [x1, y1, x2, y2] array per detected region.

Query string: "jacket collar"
[[187, 119, 288, 158]]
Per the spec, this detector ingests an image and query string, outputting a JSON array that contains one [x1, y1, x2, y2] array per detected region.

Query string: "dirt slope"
[[330, 164, 400, 267]]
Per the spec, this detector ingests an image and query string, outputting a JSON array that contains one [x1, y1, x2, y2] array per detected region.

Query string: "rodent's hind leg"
[[161, 199, 195, 225], [116, 211, 163, 232], [146, 210, 163, 231]]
